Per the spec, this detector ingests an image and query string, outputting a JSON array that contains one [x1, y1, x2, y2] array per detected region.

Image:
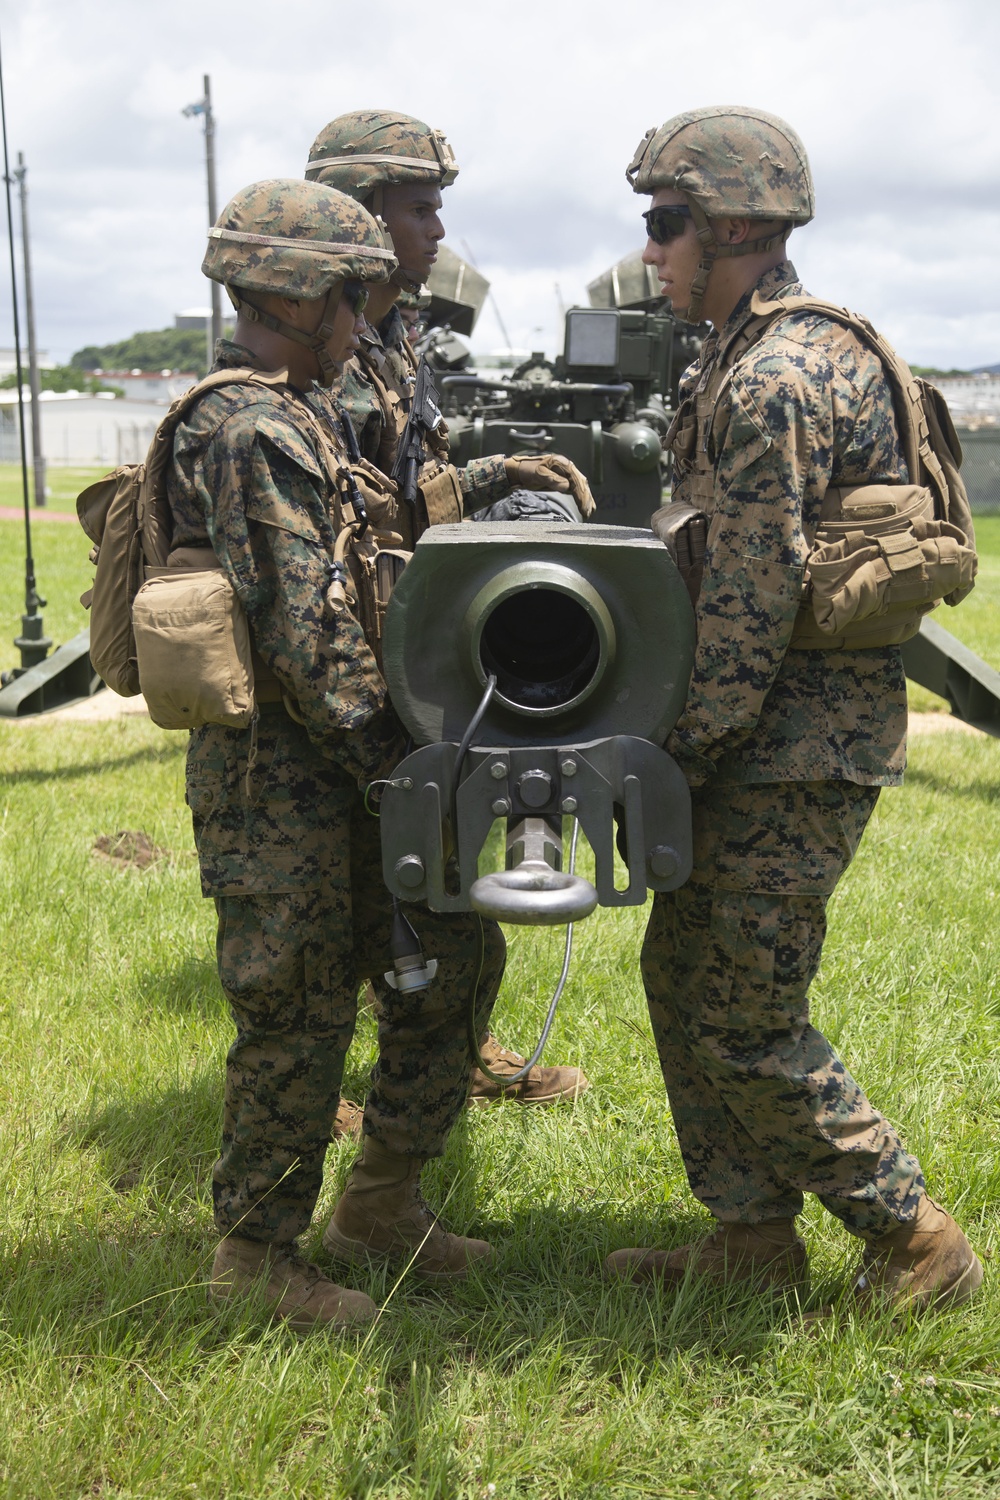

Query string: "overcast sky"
[[2, 0, 998, 369]]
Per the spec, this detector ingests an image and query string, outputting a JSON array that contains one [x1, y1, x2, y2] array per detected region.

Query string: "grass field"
[[2, 487, 1000, 1497]]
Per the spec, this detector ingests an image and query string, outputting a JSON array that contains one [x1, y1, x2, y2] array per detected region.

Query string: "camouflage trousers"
[[186, 709, 505, 1245], [641, 779, 924, 1239]]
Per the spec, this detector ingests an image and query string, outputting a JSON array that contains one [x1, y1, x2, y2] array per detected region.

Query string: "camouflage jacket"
[[668, 262, 907, 788], [334, 306, 509, 509], [167, 341, 400, 788]]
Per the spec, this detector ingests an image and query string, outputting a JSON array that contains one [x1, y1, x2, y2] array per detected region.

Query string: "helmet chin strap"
[[390, 264, 423, 294], [680, 197, 790, 323], [228, 282, 345, 387]]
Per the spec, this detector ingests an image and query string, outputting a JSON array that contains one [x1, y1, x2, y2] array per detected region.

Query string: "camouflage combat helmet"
[[305, 111, 457, 293], [627, 106, 814, 321], [305, 110, 458, 204], [203, 178, 396, 385]]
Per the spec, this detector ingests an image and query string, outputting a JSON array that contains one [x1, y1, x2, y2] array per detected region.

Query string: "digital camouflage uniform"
[[641, 260, 926, 1239], [331, 306, 510, 540], [303, 109, 513, 542], [170, 341, 505, 1245]]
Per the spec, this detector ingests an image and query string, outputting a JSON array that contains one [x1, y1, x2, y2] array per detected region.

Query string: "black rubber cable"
[[451, 672, 497, 828]]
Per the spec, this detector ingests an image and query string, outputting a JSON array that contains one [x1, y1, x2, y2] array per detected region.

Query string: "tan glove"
[[503, 453, 595, 517]]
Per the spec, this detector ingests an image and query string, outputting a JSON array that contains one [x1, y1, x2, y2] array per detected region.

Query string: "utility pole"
[[0, 23, 50, 679], [14, 152, 45, 507], [183, 74, 221, 372]]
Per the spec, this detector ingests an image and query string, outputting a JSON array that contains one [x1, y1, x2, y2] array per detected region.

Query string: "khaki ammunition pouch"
[[133, 544, 288, 730], [133, 567, 255, 730], [650, 501, 708, 607], [788, 483, 976, 649], [345, 454, 400, 533], [351, 545, 412, 674], [418, 462, 464, 527]]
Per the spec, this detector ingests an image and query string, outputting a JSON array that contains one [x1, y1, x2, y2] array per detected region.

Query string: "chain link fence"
[[956, 428, 1000, 515]]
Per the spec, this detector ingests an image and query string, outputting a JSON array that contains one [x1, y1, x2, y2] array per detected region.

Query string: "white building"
[[94, 369, 197, 403], [0, 390, 163, 466], [0, 347, 54, 376], [936, 373, 1000, 428]]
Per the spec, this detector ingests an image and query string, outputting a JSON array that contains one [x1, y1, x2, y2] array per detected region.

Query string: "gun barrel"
[[378, 522, 696, 921]]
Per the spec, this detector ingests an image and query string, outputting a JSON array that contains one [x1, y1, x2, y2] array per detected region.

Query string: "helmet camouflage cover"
[[627, 106, 813, 321], [203, 177, 396, 297], [627, 105, 814, 224], [305, 110, 458, 201], [203, 179, 396, 385]]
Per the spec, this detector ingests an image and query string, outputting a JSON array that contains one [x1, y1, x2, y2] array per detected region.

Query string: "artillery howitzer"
[[440, 251, 704, 530], [378, 520, 695, 925]]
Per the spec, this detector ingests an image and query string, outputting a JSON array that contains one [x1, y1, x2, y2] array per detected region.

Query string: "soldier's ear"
[[277, 295, 303, 323], [722, 217, 753, 245]]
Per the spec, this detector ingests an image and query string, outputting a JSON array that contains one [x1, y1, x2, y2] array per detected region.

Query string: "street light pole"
[[203, 75, 221, 359], [14, 151, 45, 508], [183, 75, 221, 373]]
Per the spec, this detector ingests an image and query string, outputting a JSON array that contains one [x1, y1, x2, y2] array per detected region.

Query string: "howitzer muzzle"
[[379, 522, 695, 922]]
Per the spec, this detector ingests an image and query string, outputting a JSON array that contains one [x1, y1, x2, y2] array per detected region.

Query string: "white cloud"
[[1, 0, 997, 366]]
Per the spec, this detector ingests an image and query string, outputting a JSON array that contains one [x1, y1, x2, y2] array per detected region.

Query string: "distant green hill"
[[910, 364, 973, 379], [0, 365, 112, 394], [70, 324, 232, 379]]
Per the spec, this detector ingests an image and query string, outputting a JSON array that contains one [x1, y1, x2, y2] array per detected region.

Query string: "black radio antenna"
[[0, 21, 49, 674]]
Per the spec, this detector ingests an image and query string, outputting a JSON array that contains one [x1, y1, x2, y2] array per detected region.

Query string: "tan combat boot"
[[323, 1138, 493, 1282], [604, 1219, 808, 1291], [850, 1197, 983, 1311], [331, 1097, 364, 1143], [209, 1235, 377, 1332], [468, 1034, 589, 1106]]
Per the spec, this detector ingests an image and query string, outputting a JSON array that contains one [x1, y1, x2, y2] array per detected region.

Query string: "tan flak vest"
[[653, 293, 977, 650], [79, 367, 404, 731]]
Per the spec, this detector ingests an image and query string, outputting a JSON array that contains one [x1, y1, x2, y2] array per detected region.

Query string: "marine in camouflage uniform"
[[305, 111, 593, 1104], [305, 111, 595, 539], [605, 109, 981, 1310], [178, 179, 504, 1331]]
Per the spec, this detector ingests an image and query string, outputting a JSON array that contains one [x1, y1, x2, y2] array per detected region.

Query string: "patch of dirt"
[[92, 830, 168, 870], [908, 712, 987, 737]]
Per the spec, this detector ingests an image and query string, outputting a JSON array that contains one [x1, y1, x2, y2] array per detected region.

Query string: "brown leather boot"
[[468, 1034, 589, 1106], [323, 1139, 493, 1282], [331, 1097, 364, 1144], [209, 1235, 377, 1332], [850, 1197, 983, 1311], [604, 1219, 808, 1291]]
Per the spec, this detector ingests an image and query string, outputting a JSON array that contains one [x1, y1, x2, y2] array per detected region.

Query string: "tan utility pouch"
[[789, 483, 977, 650], [133, 558, 255, 730], [650, 501, 708, 607], [418, 462, 464, 526], [341, 534, 411, 675]]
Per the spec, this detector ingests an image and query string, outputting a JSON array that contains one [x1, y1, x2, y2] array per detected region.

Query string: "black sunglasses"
[[342, 280, 369, 317], [642, 204, 693, 245]]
